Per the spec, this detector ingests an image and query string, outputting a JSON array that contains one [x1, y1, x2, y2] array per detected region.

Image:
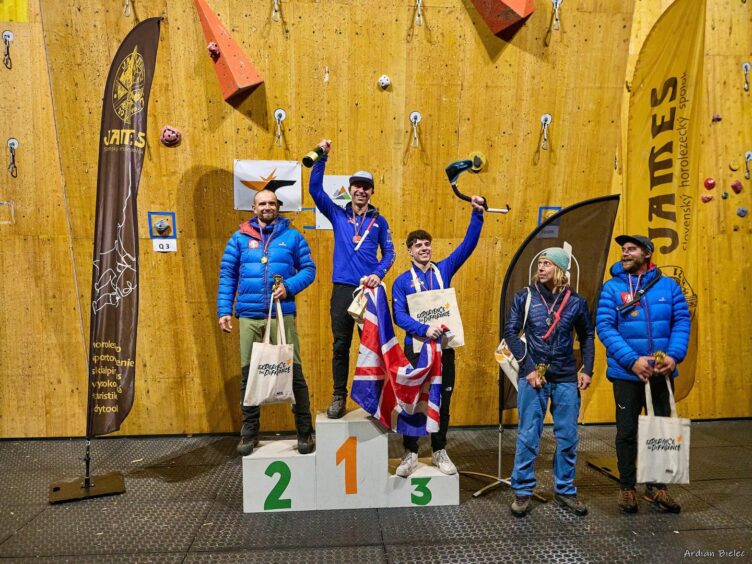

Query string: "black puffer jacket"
[[504, 283, 595, 383]]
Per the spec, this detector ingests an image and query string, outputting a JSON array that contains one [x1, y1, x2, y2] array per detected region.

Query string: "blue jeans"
[[511, 378, 580, 496]]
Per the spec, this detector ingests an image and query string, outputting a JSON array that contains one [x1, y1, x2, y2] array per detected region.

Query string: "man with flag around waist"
[[390, 199, 485, 476], [218, 189, 316, 456], [504, 247, 595, 517], [308, 139, 396, 419]]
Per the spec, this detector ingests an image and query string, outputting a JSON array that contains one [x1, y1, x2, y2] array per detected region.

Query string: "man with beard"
[[596, 234, 690, 513], [390, 197, 485, 477], [309, 139, 396, 419], [218, 189, 316, 456], [504, 248, 595, 517]]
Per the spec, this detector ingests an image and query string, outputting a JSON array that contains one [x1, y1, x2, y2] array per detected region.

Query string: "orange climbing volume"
[[194, 0, 264, 101], [470, 0, 535, 35]]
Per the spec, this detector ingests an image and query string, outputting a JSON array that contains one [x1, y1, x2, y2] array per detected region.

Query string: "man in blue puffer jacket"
[[596, 234, 690, 514], [218, 190, 316, 456], [309, 139, 396, 419], [504, 247, 595, 518]]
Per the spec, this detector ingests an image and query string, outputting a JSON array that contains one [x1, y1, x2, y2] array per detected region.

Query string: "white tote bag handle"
[[262, 297, 288, 346], [409, 264, 444, 292], [645, 373, 678, 418]]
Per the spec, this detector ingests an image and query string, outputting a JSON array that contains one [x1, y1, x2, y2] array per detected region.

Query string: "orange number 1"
[[335, 436, 357, 495]]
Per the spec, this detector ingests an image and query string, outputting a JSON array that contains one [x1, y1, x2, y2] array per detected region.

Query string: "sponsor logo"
[[416, 303, 451, 324], [113, 46, 146, 123], [249, 240, 259, 249], [645, 436, 683, 452], [239, 168, 296, 193], [257, 358, 292, 378]]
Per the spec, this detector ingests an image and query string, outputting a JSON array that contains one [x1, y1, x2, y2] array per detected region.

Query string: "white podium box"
[[242, 440, 316, 513], [315, 409, 388, 510], [386, 459, 460, 507]]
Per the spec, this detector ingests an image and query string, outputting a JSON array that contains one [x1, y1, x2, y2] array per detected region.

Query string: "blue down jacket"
[[596, 262, 691, 382], [217, 216, 315, 319], [504, 283, 595, 383]]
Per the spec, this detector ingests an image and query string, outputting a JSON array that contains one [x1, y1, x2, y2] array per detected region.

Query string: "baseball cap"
[[615, 234, 654, 254], [349, 170, 374, 189]]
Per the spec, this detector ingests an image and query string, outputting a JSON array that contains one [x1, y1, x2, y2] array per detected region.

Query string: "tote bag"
[[406, 265, 464, 353], [494, 287, 532, 391], [637, 374, 690, 484], [243, 298, 295, 406]]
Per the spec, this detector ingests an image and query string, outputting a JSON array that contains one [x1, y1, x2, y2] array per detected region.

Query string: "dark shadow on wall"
[[459, 0, 541, 61]]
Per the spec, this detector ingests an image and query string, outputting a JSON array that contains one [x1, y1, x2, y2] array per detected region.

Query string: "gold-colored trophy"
[[653, 350, 666, 374], [272, 274, 283, 292], [536, 363, 549, 387]]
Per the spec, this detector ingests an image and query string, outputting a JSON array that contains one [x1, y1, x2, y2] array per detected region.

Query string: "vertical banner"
[[86, 18, 161, 437], [626, 0, 705, 401]]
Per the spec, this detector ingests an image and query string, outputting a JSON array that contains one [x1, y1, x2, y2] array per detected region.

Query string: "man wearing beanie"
[[308, 139, 396, 419], [504, 247, 595, 517], [596, 235, 690, 514]]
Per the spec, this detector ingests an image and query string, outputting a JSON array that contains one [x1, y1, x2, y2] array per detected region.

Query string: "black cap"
[[615, 234, 654, 254]]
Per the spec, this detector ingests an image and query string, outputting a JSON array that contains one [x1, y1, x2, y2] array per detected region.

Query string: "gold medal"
[[261, 256, 268, 264]]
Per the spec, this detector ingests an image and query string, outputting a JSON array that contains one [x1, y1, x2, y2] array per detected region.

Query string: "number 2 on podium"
[[335, 436, 357, 495]]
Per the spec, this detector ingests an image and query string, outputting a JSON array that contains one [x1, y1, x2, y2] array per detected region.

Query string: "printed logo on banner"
[[234, 160, 302, 212], [316, 175, 351, 230], [536, 206, 562, 239], [113, 48, 146, 123]]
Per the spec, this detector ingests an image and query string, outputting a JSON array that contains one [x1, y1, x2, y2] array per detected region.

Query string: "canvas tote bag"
[[637, 374, 690, 484], [494, 287, 532, 391], [243, 298, 295, 406], [407, 265, 464, 353]]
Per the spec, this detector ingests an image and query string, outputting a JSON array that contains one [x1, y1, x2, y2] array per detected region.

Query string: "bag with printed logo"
[[243, 298, 295, 406], [347, 283, 368, 324], [494, 287, 532, 391], [406, 265, 464, 353], [637, 374, 691, 484]]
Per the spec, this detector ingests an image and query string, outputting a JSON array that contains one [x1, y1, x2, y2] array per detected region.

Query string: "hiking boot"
[[297, 433, 316, 455], [644, 486, 681, 513], [511, 495, 531, 517], [554, 493, 588, 516], [326, 395, 347, 419], [431, 449, 457, 475], [618, 488, 638, 513], [236, 436, 259, 457], [395, 451, 419, 478]]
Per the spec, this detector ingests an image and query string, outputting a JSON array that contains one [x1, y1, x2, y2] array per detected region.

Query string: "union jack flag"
[[351, 286, 444, 436]]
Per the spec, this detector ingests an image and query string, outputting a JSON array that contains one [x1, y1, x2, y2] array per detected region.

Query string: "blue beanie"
[[540, 247, 570, 272]]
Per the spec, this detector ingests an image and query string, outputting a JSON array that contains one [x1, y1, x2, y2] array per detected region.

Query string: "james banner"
[[86, 18, 161, 437], [234, 160, 302, 212], [626, 0, 705, 401]]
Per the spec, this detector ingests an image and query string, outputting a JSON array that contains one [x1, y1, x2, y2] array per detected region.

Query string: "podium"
[[242, 409, 459, 513]]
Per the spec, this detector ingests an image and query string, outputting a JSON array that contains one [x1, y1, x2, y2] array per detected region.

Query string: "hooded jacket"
[[596, 262, 691, 382], [217, 216, 315, 319]]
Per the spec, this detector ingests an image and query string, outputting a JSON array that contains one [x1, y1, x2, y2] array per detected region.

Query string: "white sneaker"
[[395, 451, 418, 477], [432, 449, 457, 475]]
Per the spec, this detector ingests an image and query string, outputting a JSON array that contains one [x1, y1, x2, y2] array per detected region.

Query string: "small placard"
[[153, 239, 177, 253]]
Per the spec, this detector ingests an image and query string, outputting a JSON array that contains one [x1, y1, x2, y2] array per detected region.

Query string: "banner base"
[[586, 456, 620, 481], [48, 471, 125, 504]]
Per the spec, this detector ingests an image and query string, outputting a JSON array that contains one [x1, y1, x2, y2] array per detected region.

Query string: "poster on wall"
[[234, 160, 302, 212], [315, 175, 351, 230]]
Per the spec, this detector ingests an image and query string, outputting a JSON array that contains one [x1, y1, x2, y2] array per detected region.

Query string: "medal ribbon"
[[259, 223, 274, 259], [352, 208, 377, 242]]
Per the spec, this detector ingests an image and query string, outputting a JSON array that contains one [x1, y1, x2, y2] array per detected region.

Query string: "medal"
[[545, 316, 553, 326], [261, 256, 268, 264], [352, 235, 361, 243]]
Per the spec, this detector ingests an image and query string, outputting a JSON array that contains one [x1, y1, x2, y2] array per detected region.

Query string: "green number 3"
[[264, 460, 292, 510], [411, 477, 432, 506]]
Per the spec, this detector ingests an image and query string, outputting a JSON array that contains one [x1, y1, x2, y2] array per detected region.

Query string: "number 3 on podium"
[[335, 436, 357, 495]]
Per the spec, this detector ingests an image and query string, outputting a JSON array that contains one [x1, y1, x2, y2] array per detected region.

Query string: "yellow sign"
[[0, 0, 29, 23], [626, 0, 706, 400]]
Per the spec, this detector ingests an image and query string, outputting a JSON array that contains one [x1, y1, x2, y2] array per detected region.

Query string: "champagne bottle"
[[302, 146, 325, 168]]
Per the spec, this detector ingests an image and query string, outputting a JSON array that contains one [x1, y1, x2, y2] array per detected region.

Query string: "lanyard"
[[628, 273, 643, 301], [410, 264, 444, 292], [259, 224, 274, 260], [535, 283, 564, 322], [351, 209, 377, 242]]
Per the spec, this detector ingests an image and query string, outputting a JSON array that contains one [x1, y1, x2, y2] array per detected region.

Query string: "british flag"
[[351, 285, 444, 436]]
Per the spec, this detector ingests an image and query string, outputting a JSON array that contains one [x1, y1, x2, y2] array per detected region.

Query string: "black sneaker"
[[511, 495, 531, 517], [554, 493, 588, 516], [236, 436, 259, 457], [297, 433, 316, 455], [644, 486, 681, 513], [326, 395, 347, 419]]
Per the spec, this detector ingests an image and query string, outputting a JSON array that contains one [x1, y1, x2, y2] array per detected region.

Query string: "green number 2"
[[264, 460, 292, 510], [411, 477, 432, 506]]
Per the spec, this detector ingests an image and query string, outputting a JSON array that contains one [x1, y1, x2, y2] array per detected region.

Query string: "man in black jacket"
[[504, 247, 595, 517]]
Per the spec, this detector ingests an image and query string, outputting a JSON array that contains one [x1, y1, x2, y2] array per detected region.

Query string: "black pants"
[[402, 348, 456, 453], [613, 375, 673, 490], [240, 363, 312, 438], [330, 283, 359, 397]]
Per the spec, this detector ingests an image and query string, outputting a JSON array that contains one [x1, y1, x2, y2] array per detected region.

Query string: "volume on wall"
[[0, 0, 749, 437]]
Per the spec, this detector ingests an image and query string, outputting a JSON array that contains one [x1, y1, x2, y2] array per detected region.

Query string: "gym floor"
[[1, 420, 750, 563]]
